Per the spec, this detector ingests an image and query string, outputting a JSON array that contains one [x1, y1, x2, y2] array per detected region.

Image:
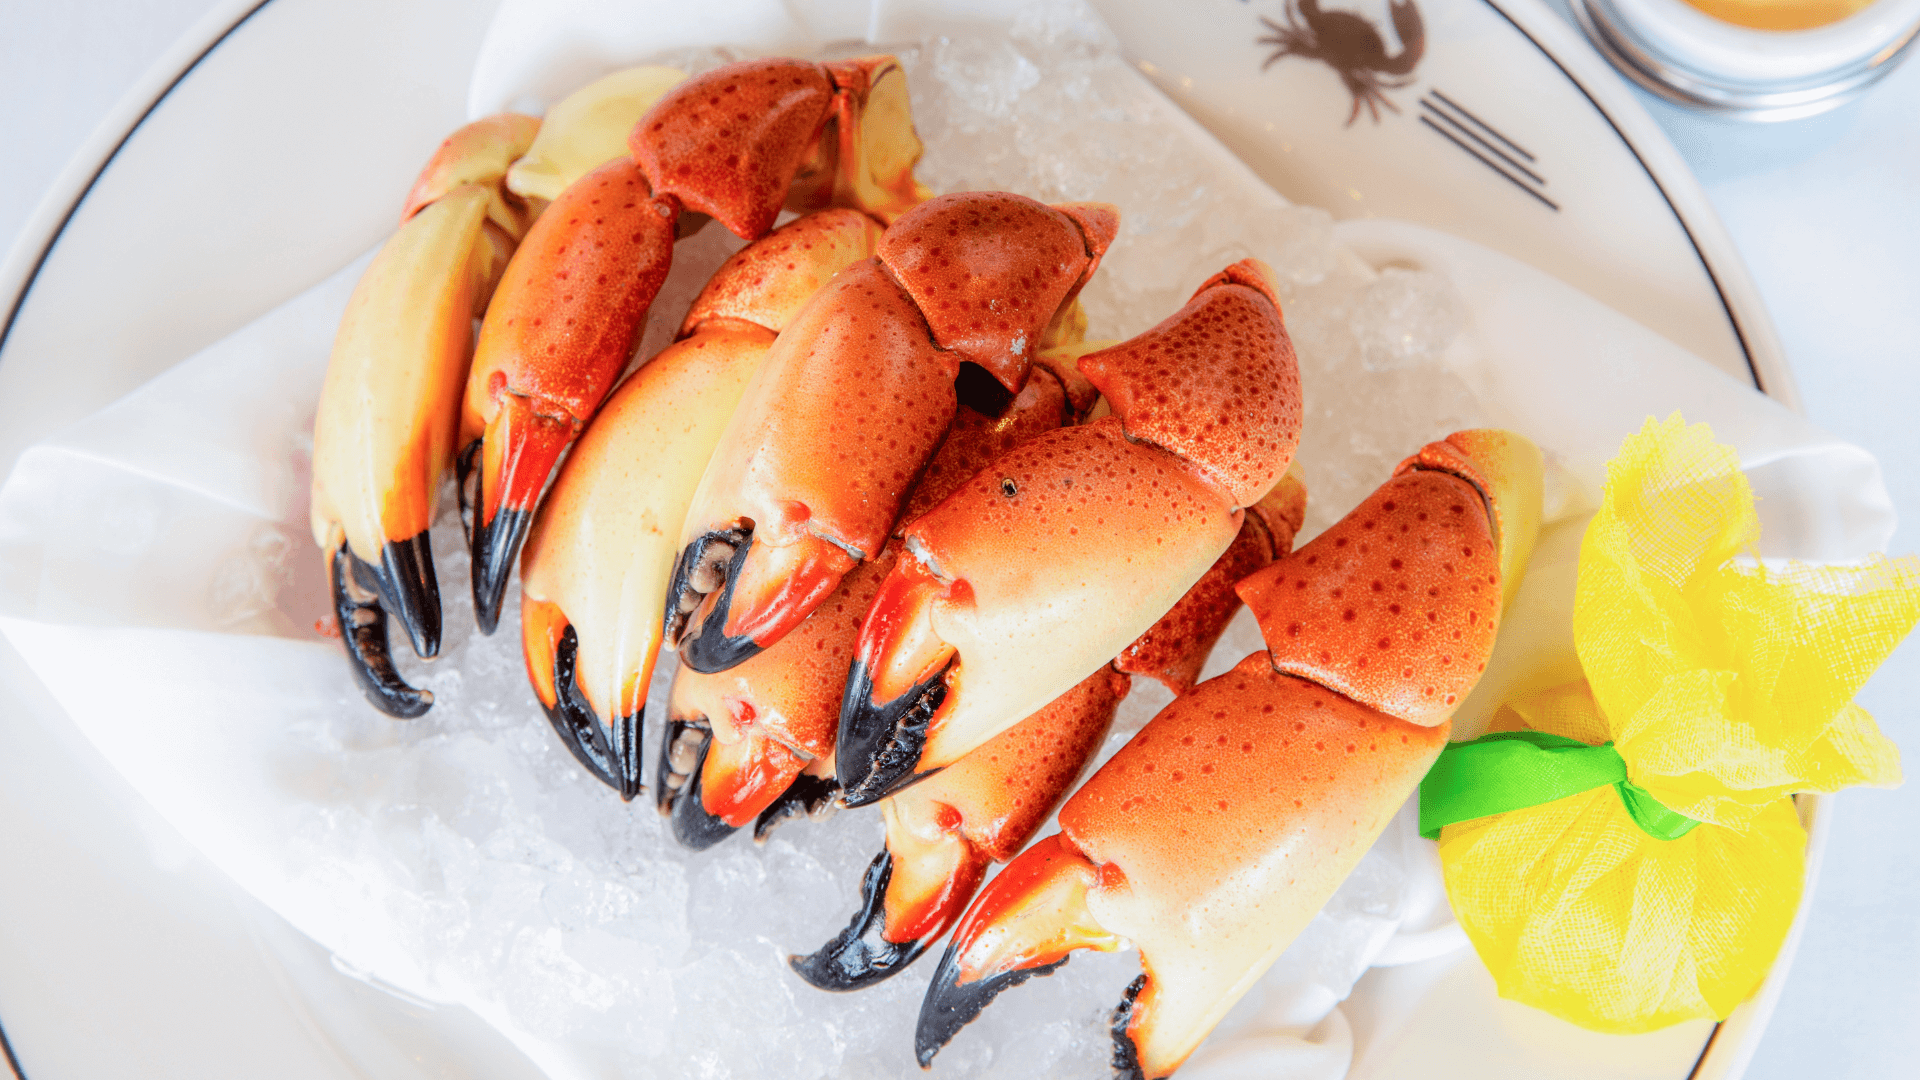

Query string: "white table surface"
[[1, 2, 1914, 1078]]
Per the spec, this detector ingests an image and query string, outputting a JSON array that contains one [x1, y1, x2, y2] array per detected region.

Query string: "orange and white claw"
[[515, 320, 776, 799], [914, 833, 1122, 1064], [794, 666, 1127, 991], [516, 209, 884, 800], [919, 655, 1450, 1078], [669, 193, 1116, 676], [835, 261, 1299, 802], [1235, 431, 1541, 728], [311, 180, 510, 717], [656, 548, 900, 846], [667, 258, 955, 674], [836, 418, 1245, 805], [461, 157, 680, 633]]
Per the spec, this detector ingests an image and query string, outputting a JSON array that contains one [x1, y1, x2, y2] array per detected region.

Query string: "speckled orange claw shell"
[[463, 54, 935, 637], [656, 366, 1078, 842], [792, 475, 1300, 993], [514, 209, 884, 802], [666, 191, 1117, 677], [315, 55, 935, 720], [835, 259, 1302, 806], [916, 431, 1544, 1080]]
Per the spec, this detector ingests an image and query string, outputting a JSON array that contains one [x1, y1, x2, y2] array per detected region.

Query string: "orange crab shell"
[[1236, 467, 1501, 727], [678, 208, 887, 337], [899, 368, 1073, 525], [876, 193, 1118, 391], [462, 158, 676, 433], [628, 58, 837, 239], [400, 113, 541, 234], [1115, 508, 1281, 696], [880, 666, 1130, 944], [1062, 653, 1450, 1078], [1076, 259, 1301, 508], [687, 259, 959, 562]]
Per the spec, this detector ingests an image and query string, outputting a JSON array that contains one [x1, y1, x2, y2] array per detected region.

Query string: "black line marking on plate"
[[1429, 87, 1536, 162], [1419, 116, 1559, 211], [0, 0, 279, 357], [1420, 96, 1547, 187], [1473, 0, 1761, 395], [0, 1009, 27, 1080]]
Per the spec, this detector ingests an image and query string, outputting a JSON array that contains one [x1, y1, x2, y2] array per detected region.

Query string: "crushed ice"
[[273, 2, 1487, 1076]]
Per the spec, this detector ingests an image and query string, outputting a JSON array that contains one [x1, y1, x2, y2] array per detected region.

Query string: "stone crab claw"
[[792, 666, 1129, 991], [464, 54, 935, 634], [657, 549, 898, 847], [791, 477, 1302, 992], [311, 114, 539, 717], [517, 209, 884, 799], [657, 361, 1085, 840], [915, 431, 1543, 1079], [666, 192, 1119, 674], [836, 260, 1304, 805]]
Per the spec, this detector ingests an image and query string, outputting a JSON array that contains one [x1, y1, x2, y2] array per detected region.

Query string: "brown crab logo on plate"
[[1260, 0, 1427, 125]]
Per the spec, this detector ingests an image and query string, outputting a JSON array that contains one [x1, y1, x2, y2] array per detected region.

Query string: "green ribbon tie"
[[1418, 730, 1700, 841]]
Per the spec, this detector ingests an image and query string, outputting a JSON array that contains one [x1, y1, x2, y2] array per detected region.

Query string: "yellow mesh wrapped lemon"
[[1419, 414, 1917, 1033]]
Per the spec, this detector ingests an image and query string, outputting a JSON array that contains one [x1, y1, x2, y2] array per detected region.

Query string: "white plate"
[[0, 0, 1801, 1077]]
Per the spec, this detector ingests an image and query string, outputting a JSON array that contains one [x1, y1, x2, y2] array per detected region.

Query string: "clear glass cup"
[[1575, 0, 1920, 119]]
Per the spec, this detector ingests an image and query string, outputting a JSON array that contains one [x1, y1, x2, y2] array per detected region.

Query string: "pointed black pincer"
[[1110, 975, 1149, 1080], [671, 531, 765, 674], [379, 531, 441, 659], [915, 925, 1071, 1068], [458, 440, 533, 637], [790, 848, 930, 991], [653, 717, 736, 850], [752, 772, 840, 842], [331, 541, 433, 718], [543, 625, 644, 799], [469, 507, 533, 636], [834, 657, 947, 808]]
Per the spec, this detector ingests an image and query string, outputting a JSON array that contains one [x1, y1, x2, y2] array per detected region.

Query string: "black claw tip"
[[460, 437, 532, 638], [379, 531, 441, 659], [666, 530, 764, 674], [791, 849, 930, 991], [1111, 975, 1149, 1080], [544, 625, 643, 799], [835, 658, 947, 807], [915, 930, 1070, 1068], [654, 718, 736, 850], [469, 506, 533, 637], [752, 772, 840, 842], [331, 542, 433, 718]]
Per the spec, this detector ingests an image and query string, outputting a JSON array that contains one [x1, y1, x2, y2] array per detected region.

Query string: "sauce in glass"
[[1683, 0, 1878, 30]]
